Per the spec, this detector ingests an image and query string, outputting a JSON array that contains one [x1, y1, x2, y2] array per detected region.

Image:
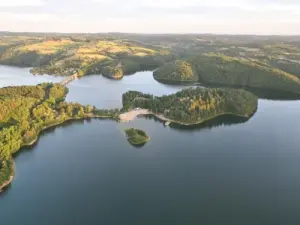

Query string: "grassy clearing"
[[96, 40, 157, 55], [19, 39, 74, 54]]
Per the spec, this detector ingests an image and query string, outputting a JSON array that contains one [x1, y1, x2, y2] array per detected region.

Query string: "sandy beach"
[[119, 109, 151, 122]]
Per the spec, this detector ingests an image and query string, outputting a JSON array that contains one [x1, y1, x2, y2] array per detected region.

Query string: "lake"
[[1, 66, 300, 225], [0, 65, 64, 88], [66, 71, 189, 108]]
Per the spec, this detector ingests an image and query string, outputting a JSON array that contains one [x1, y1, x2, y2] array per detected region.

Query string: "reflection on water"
[[156, 78, 300, 100], [17, 118, 115, 153], [1, 64, 298, 102], [171, 114, 252, 131], [66, 72, 191, 108], [195, 82, 300, 100], [0, 183, 12, 196], [244, 87, 300, 100], [142, 113, 253, 132]]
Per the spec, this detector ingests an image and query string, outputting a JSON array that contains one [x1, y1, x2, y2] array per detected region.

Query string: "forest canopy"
[[0, 83, 120, 187], [122, 87, 258, 125], [154, 54, 300, 94], [153, 60, 198, 82], [124, 128, 149, 146]]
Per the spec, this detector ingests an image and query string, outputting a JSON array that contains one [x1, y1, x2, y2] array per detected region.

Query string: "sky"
[[0, 0, 300, 34]]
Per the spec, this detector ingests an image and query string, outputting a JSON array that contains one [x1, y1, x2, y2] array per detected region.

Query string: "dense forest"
[[0, 83, 120, 188], [122, 87, 257, 124], [153, 60, 198, 82], [154, 54, 300, 94], [193, 54, 300, 93]]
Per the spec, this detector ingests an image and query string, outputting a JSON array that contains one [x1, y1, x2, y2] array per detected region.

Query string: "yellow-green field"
[[0, 35, 172, 76], [18, 39, 74, 54]]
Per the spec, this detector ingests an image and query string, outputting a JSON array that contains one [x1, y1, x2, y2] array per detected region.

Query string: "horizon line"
[[1, 31, 300, 37]]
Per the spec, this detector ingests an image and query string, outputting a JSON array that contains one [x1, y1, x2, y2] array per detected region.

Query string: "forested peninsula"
[[0, 83, 258, 190], [154, 54, 300, 94], [0, 83, 119, 190], [122, 87, 258, 125]]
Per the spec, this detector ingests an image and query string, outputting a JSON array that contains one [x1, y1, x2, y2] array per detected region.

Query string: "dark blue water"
[[1, 67, 300, 225]]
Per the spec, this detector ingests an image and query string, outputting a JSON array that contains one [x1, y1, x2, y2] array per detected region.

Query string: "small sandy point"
[[119, 109, 151, 122]]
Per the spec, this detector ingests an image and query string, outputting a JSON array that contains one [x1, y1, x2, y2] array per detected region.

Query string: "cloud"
[[91, 0, 111, 3], [0, 12, 62, 22], [91, 0, 300, 9], [0, 0, 44, 7], [0, 0, 300, 34]]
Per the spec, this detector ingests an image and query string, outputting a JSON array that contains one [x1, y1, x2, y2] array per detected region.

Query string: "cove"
[[65, 71, 191, 108], [1, 66, 300, 224], [0, 65, 64, 88]]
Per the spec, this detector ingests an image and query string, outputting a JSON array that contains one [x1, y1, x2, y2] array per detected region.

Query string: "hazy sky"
[[0, 0, 299, 34]]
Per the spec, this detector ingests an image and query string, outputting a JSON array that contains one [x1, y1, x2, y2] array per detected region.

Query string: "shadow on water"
[[244, 87, 300, 101], [127, 142, 148, 149], [156, 79, 300, 100], [15, 119, 86, 155], [1, 118, 115, 195], [14, 118, 114, 158], [0, 182, 12, 196], [197, 82, 300, 101], [123, 69, 156, 76], [170, 114, 252, 131], [142, 112, 254, 132]]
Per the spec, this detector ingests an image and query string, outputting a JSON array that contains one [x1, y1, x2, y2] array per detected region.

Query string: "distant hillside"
[[0, 37, 173, 77], [153, 60, 198, 82], [2, 34, 300, 93], [154, 53, 300, 94]]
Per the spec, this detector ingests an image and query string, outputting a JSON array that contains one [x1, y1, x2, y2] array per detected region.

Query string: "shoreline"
[[0, 175, 14, 192], [0, 160, 15, 192], [21, 114, 115, 148], [154, 77, 300, 97], [119, 108, 252, 126], [127, 136, 150, 146], [2, 63, 300, 97], [153, 77, 198, 85], [125, 128, 150, 146], [0, 114, 116, 191]]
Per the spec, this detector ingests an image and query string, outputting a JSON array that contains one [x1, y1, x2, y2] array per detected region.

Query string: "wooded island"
[[124, 128, 150, 146]]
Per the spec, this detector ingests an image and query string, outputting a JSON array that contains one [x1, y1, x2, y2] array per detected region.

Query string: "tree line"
[[154, 53, 300, 94], [0, 83, 120, 187], [122, 87, 258, 124]]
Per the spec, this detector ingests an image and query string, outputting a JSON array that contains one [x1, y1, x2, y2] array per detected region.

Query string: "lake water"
[[1, 66, 300, 225], [66, 71, 189, 108], [0, 65, 64, 88]]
